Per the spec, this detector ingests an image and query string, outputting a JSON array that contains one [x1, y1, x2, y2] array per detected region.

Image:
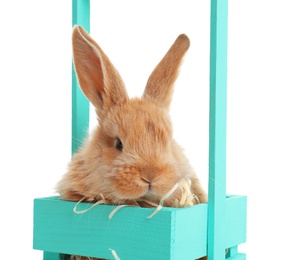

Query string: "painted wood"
[[208, 0, 229, 259], [227, 253, 246, 260], [71, 0, 90, 154], [226, 246, 239, 258], [43, 252, 62, 260], [225, 197, 247, 249], [226, 246, 246, 260], [33, 195, 246, 260]]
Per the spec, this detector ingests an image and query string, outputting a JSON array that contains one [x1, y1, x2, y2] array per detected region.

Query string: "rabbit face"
[[97, 99, 180, 202]]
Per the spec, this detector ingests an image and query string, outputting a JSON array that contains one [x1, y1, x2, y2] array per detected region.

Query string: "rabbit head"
[[56, 26, 207, 205]]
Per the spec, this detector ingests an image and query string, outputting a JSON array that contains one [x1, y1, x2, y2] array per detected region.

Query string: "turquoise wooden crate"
[[33, 195, 246, 260], [33, 0, 247, 259]]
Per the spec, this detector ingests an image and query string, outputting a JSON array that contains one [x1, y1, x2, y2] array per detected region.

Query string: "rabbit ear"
[[72, 26, 128, 117], [143, 34, 190, 108]]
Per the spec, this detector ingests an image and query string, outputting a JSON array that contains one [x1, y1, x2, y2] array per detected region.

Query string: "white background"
[[0, 0, 285, 259]]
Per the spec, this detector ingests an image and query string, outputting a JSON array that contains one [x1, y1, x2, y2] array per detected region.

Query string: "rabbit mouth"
[[139, 181, 177, 203], [112, 165, 180, 202], [138, 178, 172, 202]]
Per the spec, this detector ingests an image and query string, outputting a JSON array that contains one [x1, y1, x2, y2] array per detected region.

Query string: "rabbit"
[[56, 25, 208, 260]]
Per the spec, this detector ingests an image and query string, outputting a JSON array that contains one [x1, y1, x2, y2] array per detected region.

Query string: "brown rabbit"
[[57, 26, 207, 260]]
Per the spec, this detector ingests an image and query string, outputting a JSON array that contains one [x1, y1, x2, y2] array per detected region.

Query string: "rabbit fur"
[[57, 26, 208, 260]]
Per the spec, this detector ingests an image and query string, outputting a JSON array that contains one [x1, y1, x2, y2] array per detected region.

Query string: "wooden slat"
[[71, 0, 90, 154], [208, 0, 229, 259]]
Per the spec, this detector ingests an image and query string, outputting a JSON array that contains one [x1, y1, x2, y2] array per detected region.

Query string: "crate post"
[[208, 0, 228, 259], [71, 0, 90, 154]]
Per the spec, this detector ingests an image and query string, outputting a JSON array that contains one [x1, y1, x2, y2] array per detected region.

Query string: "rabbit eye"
[[115, 138, 123, 151]]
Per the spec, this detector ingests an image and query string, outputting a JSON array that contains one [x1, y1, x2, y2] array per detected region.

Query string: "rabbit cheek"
[[113, 167, 148, 200]]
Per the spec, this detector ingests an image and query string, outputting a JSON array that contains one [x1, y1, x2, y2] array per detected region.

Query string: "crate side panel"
[[225, 196, 247, 248], [172, 203, 208, 259], [34, 197, 173, 260]]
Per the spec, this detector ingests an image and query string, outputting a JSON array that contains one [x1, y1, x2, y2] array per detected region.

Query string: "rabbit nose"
[[141, 177, 151, 184], [141, 177, 152, 189]]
